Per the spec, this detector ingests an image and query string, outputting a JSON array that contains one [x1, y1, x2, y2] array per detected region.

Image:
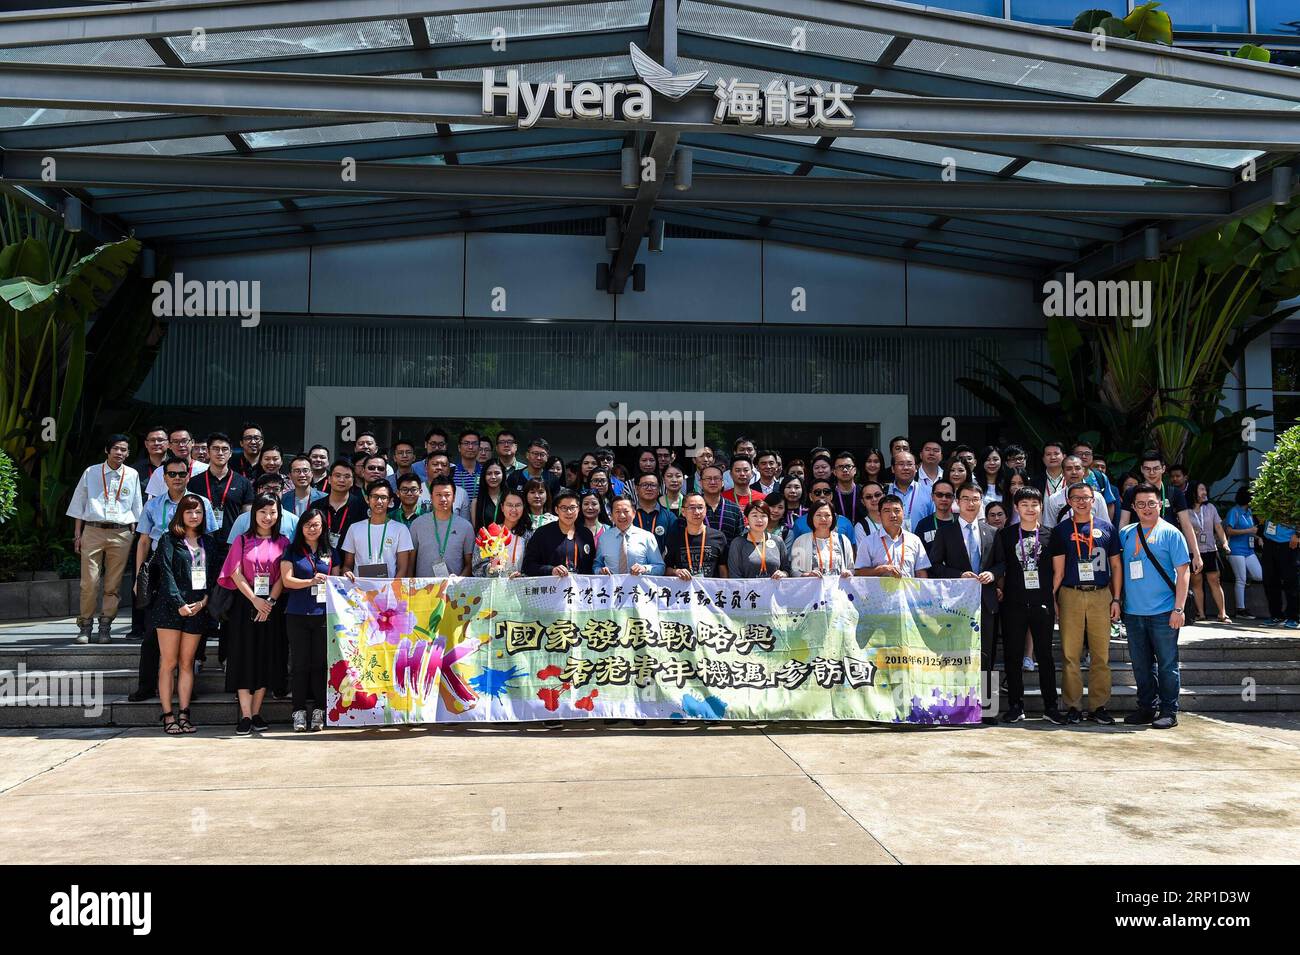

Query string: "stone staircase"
[[1, 622, 1298, 728]]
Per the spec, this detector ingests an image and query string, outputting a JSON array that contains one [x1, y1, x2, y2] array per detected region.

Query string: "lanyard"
[[429, 515, 452, 558], [748, 535, 767, 574], [1017, 523, 1039, 568], [1046, 471, 1064, 494], [1071, 516, 1093, 561], [101, 464, 125, 504], [302, 546, 330, 575], [483, 492, 502, 525], [861, 516, 879, 536], [326, 501, 350, 536], [636, 510, 658, 534], [836, 487, 857, 522], [880, 533, 904, 571], [892, 483, 915, 518], [684, 527, 707, 574], [367, 520, 390, 561], [184, 537, 204, 568], [564, 531, 578, 570], [815, 534, 834, 574], [204, 468, 232, 508], [709, 500, 726, 532]]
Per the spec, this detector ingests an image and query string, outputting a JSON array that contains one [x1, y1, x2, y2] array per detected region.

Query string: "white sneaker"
[[1022, 656, 1037, 672], [292, 710, 307, 732], [74, 631, 90, 644], [310, 709, 326, 732]]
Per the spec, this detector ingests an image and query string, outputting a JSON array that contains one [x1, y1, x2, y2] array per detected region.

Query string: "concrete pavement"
[[2, 712, 1297, 864]]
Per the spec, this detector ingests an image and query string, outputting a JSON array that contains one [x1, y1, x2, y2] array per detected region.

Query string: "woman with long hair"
[[860, 448, 887, 488], [977, 446, 1005, 501], [279, 507, 332, 732], [998, 468, 1030, 522], [587, 467, 618, 515], [472, 459, 507, 530], [635, 449, 659, 480], [472, 490, 531, 578], [151, 493, 216, 735], [777, 476, 807, 541], [944, 456, 971, 491], [523, 478, 556, 531], [571, 452, 598, 491], [789, 500, 854, 577], [1187, 480, 1232, 623], [218, 492, 290, 735], [580, 489, 610, 547]]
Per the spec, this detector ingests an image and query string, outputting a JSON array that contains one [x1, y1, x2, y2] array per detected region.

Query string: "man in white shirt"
[[67, 434, 143, 643], [854, 494, 931, 578], [342, 480, 414, 578], [144, 427, 207, 497], [917, 440, 944, 489], [1042, 455, 1107, 529]]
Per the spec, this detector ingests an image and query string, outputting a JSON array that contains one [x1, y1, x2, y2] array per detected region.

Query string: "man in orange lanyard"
[[1050, 481, 1122, 725], [632, 472, 677, 556], [854, 495, 930, 578], [664, 493, 728, 579]]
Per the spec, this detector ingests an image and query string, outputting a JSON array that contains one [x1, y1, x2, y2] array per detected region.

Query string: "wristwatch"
[[1171, 608, 1184, 615]]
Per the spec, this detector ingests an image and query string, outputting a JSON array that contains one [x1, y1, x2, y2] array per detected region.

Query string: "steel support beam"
[[1, 63, 1299, 149], [0, 149, 1234, 216]]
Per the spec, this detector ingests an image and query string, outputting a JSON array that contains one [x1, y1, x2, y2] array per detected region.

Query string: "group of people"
[[65, 424, 1300, 734]]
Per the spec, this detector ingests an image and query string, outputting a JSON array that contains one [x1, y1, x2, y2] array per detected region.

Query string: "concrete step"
[[0, 667, 233, 696], [110, 699, 298, 729], [1012, 660, 1300, 687], [1010, 683, 1300, 712]]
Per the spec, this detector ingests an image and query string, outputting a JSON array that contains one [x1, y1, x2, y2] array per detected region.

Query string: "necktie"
[[618, 531, 629, 574], [965, 522, 980, 572]]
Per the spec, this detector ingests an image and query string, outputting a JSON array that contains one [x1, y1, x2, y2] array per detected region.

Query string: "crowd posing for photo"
[[65, 425, 1299, 735]]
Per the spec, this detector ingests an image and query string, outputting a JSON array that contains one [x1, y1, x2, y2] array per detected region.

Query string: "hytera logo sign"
[[483, 43, 707, 129]]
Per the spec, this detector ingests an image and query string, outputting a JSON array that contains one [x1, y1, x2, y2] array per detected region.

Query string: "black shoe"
[[235, 717, 253, 736], [272, 688, 289, 700], [1151, 711, 1178, 729], [1043, 708, 1068, 725], [999, 705, 1025, 724], [127, 688, 155, 703], [251, 714, 270, 732], [1124, 708, 1157, 725], [1089, 706, 1116, 726], [1066, 707, 1081, 724]]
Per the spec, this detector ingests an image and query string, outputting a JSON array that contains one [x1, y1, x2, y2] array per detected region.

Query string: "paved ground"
[[2, 711, 1297, 864]]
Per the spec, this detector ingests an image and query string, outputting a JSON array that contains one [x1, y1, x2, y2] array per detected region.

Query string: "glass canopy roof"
[[0, 0, 1296, 281]]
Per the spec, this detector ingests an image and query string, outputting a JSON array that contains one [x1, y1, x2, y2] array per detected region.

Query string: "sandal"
[[177, 707, 196, 734], [161, 712, 183, 735]]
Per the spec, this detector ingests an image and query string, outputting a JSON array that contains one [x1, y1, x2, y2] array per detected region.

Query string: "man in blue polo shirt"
[[1050, 481, 1122, 725], [1118, 483, 1191, 729]]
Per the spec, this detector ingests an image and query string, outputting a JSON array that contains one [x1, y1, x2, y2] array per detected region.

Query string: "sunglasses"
[[165, 471, 188, 478], [932, 491, 954, 499]]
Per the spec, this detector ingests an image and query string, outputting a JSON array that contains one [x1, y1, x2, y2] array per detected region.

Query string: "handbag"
[[134, 543, 164, 608], [207, 583, 235, 622]]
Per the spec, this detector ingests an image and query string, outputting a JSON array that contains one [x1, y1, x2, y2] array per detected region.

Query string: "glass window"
[[1274, 395, 1300, 434], [1010, 0, 1075, 27], [1274, 347, 1300, 393], [927, 0, 1004, 15], [167, 21, 412, 63], [1158, 1, 1248, 32], [678, 1, 893, 63], [427, 1, 651, 43], [1254, 1, 1299, 34]]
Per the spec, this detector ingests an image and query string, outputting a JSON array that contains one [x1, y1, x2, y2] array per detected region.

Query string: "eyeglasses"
[[1068, 496, 1093, 503], [557, 504, 579, 513], [836, 463, 855, 470], [863, 492, 883, 500], [1134, 501, 1161, 510], [931, 491, 954, 499], [165, 470, 188, 478]]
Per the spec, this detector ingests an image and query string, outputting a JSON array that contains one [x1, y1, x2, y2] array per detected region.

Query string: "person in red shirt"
[[721, 455, 765, 530]]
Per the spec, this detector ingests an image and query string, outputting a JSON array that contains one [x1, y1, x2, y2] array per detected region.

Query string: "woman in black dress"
[[218, 493, 290, 735], [151, 493, 218, 734]]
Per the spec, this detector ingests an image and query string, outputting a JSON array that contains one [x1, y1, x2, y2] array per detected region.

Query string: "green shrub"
[[1251, 425, 1300, 527]]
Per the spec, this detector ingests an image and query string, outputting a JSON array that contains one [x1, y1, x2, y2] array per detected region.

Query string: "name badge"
[[253, 573, 271, 596], [190, 567, 206, 590], [329, 532, 340, 549], [1129, 561, 1144, 580], [1077, 562, 1094, 583], [313, 583, 326, 603], [903, 519, 913, 533], [1265, 522, 1277, 537], [431, 561, 450, 578], [105, 500, 124, 520], [1024, 568, 1040, 589]]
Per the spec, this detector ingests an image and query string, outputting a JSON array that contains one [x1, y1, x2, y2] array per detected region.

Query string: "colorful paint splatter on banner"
[[326, 574, 982, 726]]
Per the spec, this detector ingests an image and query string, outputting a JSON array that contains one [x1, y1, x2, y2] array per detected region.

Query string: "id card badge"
[[431, 561, 450, 578], [1265, 522, 1277, 537], [313, 583, 326, 604], [253, 573, 271, 596], [1129, 561, 1144, 580], [190, 566, 207, 590], [329, 532, 340, 550], [1024, 568, 1040, 589], [105, 500, 124, 521], [903, 518, 913, 533], [1077, 562, 1095, 583]]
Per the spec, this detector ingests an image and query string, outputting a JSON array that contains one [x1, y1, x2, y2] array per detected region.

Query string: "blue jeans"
[[1123, 613, 1181, 713]]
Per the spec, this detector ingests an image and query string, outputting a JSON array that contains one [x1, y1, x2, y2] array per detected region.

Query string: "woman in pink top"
[[218, 492, 290, 735]]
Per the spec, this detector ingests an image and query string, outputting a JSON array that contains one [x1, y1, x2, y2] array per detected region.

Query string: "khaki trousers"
[[1057, 586, 1112, 709], [78, 524, 134, 627]]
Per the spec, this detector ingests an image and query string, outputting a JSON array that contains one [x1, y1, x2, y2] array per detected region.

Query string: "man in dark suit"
[[928, 481, 1004, 699]]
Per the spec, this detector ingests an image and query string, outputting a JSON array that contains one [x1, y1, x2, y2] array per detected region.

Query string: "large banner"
[[325, 574, 982, 726]]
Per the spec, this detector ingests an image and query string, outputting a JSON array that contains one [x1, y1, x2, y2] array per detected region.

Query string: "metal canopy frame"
[[0, 0, 1297, 283]]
